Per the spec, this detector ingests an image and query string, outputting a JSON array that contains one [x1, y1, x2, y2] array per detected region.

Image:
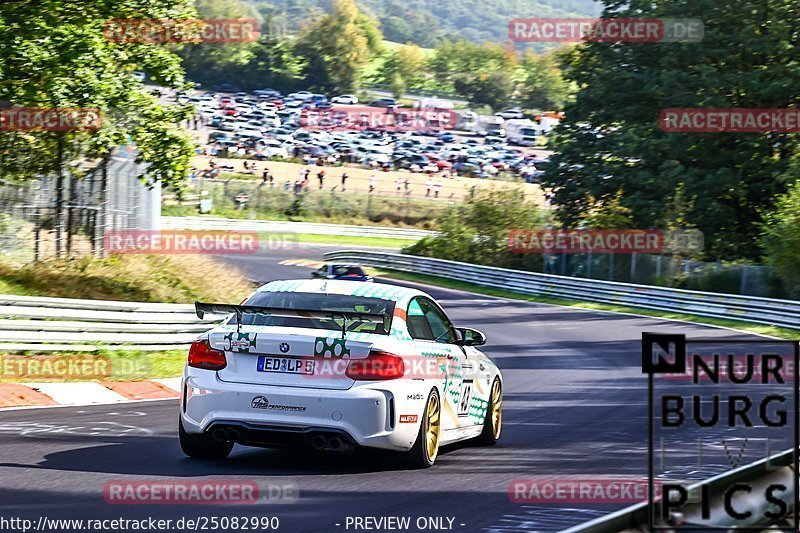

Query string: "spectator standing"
[[317, 169, 325, 189], [369, 175, 376, 194], [425, 179, 432, 197], [341, 172, 348, 191], [395, 177, 402, 194], [434, 181, 442, 199]]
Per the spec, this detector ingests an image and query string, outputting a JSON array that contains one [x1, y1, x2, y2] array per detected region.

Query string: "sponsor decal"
[[251, 396, 306, 412], [252, 396, 269, 409], [407, 394, 424, 401], [399, 415, 418, 423], [314, 337, 351, 358], [224, 332, 257, 353]]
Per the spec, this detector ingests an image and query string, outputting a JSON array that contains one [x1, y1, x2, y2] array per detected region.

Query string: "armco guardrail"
[[161, 217, 435, 241], [562, 449, 796, 531], [0, 295, 224, 351], [323, 250, 800, 329]]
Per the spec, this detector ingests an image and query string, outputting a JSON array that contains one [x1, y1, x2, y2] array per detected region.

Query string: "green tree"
[[179, 0, 261, 87], [428, 40, 517, 90], [518, 49, 572, 111], [0, 0, 196, 256], [404, 188, 545, 266], [454, 70, 514, 110], [543, 0, 800, 260], [295, 0, 382, 92], [377, 44, 427, 89], [761, 177, 800, 296]]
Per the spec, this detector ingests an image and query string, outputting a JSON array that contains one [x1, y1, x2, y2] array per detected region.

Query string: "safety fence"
[[322, 250, 800, 329], [0, 295, 223, 352]]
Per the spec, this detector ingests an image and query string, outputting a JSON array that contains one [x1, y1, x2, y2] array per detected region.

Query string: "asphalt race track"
[[0, 244, 777, 532]]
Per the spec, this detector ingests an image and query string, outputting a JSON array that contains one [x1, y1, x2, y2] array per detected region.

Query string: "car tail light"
[[346, 350, 405, 380], [188, 339, 227, 371]]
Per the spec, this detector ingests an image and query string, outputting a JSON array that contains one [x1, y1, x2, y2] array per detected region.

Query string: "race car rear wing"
[[195, 302, 387, 338]]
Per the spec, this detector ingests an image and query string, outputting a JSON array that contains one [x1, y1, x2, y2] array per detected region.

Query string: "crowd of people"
[[188, 159, 463, 201]]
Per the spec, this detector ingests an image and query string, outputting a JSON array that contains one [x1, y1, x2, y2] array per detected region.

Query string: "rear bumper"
[[180, 367, 427, 452]]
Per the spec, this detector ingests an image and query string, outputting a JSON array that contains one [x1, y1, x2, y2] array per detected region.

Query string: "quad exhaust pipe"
[[310, 433, 350, 452], [208, 426, 350, 452], [211, 427, 241, 442]]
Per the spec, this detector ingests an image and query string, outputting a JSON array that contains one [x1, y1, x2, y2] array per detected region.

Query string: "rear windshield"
[[333, 265, 366, 277], [233, 291, 394, 335]]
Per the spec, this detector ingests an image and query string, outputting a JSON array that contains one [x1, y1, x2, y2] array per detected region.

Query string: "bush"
[[761, 181, 800, 297], [402, 187, 545, 267]]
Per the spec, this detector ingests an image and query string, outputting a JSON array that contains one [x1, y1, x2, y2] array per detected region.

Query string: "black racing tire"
[[179, 418, 233, 460], [402, 388, 441, 469], [475, 377, 502, 446]]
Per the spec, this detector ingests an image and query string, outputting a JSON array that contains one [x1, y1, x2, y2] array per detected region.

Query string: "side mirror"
[[311, 271, 323, 278], [457, 327, 486, 347]]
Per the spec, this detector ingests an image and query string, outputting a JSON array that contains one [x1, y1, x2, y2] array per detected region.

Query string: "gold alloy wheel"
[[491, 379, 502, 440], [424, 392, 441, 462]]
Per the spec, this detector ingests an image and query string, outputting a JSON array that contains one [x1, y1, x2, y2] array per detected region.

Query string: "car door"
[[407, 297, 476, 429]]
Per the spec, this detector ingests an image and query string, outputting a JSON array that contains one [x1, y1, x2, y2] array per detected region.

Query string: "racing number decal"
[[457, 379, 473, 417]]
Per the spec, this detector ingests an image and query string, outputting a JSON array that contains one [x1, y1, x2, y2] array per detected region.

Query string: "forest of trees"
[[179, 0, 572, 110], [257, 0, 600, 48]]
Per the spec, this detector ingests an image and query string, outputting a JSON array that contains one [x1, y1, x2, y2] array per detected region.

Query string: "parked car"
[[370, 98, 398, 109], [495, 108, 524, 120], [332, 94, 359, 104]]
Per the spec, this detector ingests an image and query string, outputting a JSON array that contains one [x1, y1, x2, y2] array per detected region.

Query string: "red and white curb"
[[0, 377, 181, 409]]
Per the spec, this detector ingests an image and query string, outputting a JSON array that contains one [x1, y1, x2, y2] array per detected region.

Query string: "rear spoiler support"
[[195, 302, 387, 338]]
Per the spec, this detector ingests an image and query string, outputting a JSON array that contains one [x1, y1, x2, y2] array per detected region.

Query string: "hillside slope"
[[255, 0, 601, 47]]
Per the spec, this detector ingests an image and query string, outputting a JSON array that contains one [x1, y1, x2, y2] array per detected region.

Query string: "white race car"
[[179, 279, 503, 468]]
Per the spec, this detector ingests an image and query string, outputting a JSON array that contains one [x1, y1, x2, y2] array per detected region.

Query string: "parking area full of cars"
[[179, 87, 551, 183]]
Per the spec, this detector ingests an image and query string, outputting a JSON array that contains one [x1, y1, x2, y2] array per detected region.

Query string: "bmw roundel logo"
[[279, 342, 290, 353]]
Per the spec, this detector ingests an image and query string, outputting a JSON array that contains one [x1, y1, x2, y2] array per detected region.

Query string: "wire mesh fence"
[[0, 147, 156, 263], [165, 177, 461, 227], [536, 251, 782, 298]]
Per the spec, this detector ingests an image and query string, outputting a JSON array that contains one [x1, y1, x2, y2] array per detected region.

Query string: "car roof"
[[255, 279, 427, 304]]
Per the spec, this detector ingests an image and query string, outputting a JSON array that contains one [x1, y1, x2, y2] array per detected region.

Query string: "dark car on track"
[[311, 263, 373, 282]]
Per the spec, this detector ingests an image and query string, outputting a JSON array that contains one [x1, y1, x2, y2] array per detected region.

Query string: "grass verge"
[[277, 233, 409, 249], [369, 268, 799, 340], [0, 255, 255, 302], [0, 349, 186, 383]]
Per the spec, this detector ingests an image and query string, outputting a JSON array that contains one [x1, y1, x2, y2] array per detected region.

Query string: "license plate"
[[257, 356, 315, 375]]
